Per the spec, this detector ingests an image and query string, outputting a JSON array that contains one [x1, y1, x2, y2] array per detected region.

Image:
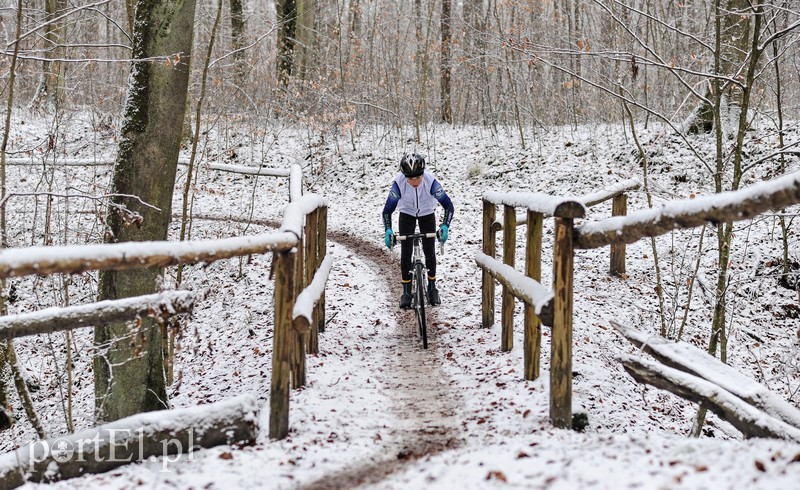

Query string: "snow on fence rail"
[[0, 291, 194, 340], [574, 171, 800, 249], [475, 252, 553, 325], [477, 171, 800, 431], [0, 232, 298, 278], [5, 157, 293, 177]]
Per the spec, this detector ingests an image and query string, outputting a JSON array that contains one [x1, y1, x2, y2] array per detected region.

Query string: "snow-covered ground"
[[2, 111, 800, 488]]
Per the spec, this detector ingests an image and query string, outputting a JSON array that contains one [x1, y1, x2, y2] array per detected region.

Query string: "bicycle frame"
[[395, 232, 437, 349]]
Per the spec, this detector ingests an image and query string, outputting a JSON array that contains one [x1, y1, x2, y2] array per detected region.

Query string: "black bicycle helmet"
[[400, 152, 425, 178]]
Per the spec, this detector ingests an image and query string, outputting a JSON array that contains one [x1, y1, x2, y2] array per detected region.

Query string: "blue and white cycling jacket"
[[382, 170, 454, 230]]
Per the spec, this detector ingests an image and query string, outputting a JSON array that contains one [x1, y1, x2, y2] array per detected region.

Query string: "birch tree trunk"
[[94, 0, 197, 423]]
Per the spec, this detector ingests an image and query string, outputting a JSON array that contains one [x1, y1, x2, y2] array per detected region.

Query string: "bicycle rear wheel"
[[414, 262, 428, 349]]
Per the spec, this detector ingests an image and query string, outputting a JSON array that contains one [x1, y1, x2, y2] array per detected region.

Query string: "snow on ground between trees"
[[2, 113, 799, 488]]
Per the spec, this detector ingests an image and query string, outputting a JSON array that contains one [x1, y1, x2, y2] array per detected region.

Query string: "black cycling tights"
[[398, 212, 436, 282]]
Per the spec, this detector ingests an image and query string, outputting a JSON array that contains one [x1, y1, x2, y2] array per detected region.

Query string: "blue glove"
[[385, 229, 394, 248], [437, 225, 449, 243]]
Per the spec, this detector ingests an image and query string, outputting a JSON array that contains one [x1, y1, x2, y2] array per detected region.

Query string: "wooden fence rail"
[[5, 157, 294, 177], [575, 171, 800, 249], [0, 291, 194, 340], [478, 171, 800, 430], [0, 233, 298, 279]]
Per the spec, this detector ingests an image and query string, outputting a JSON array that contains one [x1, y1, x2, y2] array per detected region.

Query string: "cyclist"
[[383, 152, 454, 309]]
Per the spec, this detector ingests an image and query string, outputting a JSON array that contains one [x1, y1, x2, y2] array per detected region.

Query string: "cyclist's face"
[[406, 175, 423, 188]]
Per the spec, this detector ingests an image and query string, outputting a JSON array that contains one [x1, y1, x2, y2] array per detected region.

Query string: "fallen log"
[[0, 291, 195, 340], [0, 394, 260, 489], [620, 354, 800, 442], [611, 321, 800, 429]]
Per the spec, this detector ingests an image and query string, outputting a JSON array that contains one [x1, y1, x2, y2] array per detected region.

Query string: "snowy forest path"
[[294, 231, 466, 489]]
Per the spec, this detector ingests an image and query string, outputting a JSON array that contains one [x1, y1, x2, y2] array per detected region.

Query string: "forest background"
[[0, 0, 799, 487]]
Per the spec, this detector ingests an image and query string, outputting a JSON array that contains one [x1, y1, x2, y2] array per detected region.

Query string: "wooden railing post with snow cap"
[[482, 199, 496, 329], [610, 193, 628, 276], [550, 200, 584, 429], [317, 206, 328, 334], [524, 210, 543, 380], [306, 208, 320, 354], [270, 249, 295, 440], [291, 230, 307, 388], [501, 205, 516, 351]]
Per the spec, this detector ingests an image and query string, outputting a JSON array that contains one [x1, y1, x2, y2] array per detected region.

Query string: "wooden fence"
[[0, 163, 329, 441], [477, 171, 800, 429], [6, 157, 294, 177]]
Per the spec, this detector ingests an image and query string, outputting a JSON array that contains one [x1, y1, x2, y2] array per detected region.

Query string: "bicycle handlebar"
[[388, 232, 445, 255], [395, 232, 438, 241]]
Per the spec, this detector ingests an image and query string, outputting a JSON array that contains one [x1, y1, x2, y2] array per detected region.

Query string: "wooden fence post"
[[501, 205, 516, 351], [269, 250, 295, 439], [610, 193, 627, 276], [551, 201, 583, 429], [482, 199, 496, 329], [524, 211, 543, 380], [306, 209, 319, 354], [317, 206, 328, 334], [291, 234, 306, 388]]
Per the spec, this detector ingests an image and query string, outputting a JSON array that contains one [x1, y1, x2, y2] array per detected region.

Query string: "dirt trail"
[[296, 231, 464, 489]]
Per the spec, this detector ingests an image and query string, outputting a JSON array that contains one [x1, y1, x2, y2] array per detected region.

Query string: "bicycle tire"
[[415, 262, 428, 349]]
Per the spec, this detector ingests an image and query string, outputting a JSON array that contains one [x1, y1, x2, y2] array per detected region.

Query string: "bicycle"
[[392, 232, 439, 349]]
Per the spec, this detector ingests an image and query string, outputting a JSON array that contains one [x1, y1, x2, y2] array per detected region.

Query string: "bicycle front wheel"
[[415, 263, 428, 349]]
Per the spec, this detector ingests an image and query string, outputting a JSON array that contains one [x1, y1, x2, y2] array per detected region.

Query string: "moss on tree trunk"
[[94, 0, 196, 423]]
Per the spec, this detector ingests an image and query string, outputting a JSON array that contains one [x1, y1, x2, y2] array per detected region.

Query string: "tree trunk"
[[349, 0, 361, 36], [230, 0, 246, 83], [773, 26, 792, 287], [94, 0, 197, 423], [126, 0, 136, 34], [440, 0, 452, 123], [687, 0, 751, 133], [294, 0, 316, 81], [7, 340, 45, 438], [0, 341, 12, 430], [277, 0, 297, 85], [0, 0, 23, 433], [32, 0, 67, 111], [413, 0, 424, 139]]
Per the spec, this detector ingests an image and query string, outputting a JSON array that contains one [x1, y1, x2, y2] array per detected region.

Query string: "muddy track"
[[294, 230, 465, 490]]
